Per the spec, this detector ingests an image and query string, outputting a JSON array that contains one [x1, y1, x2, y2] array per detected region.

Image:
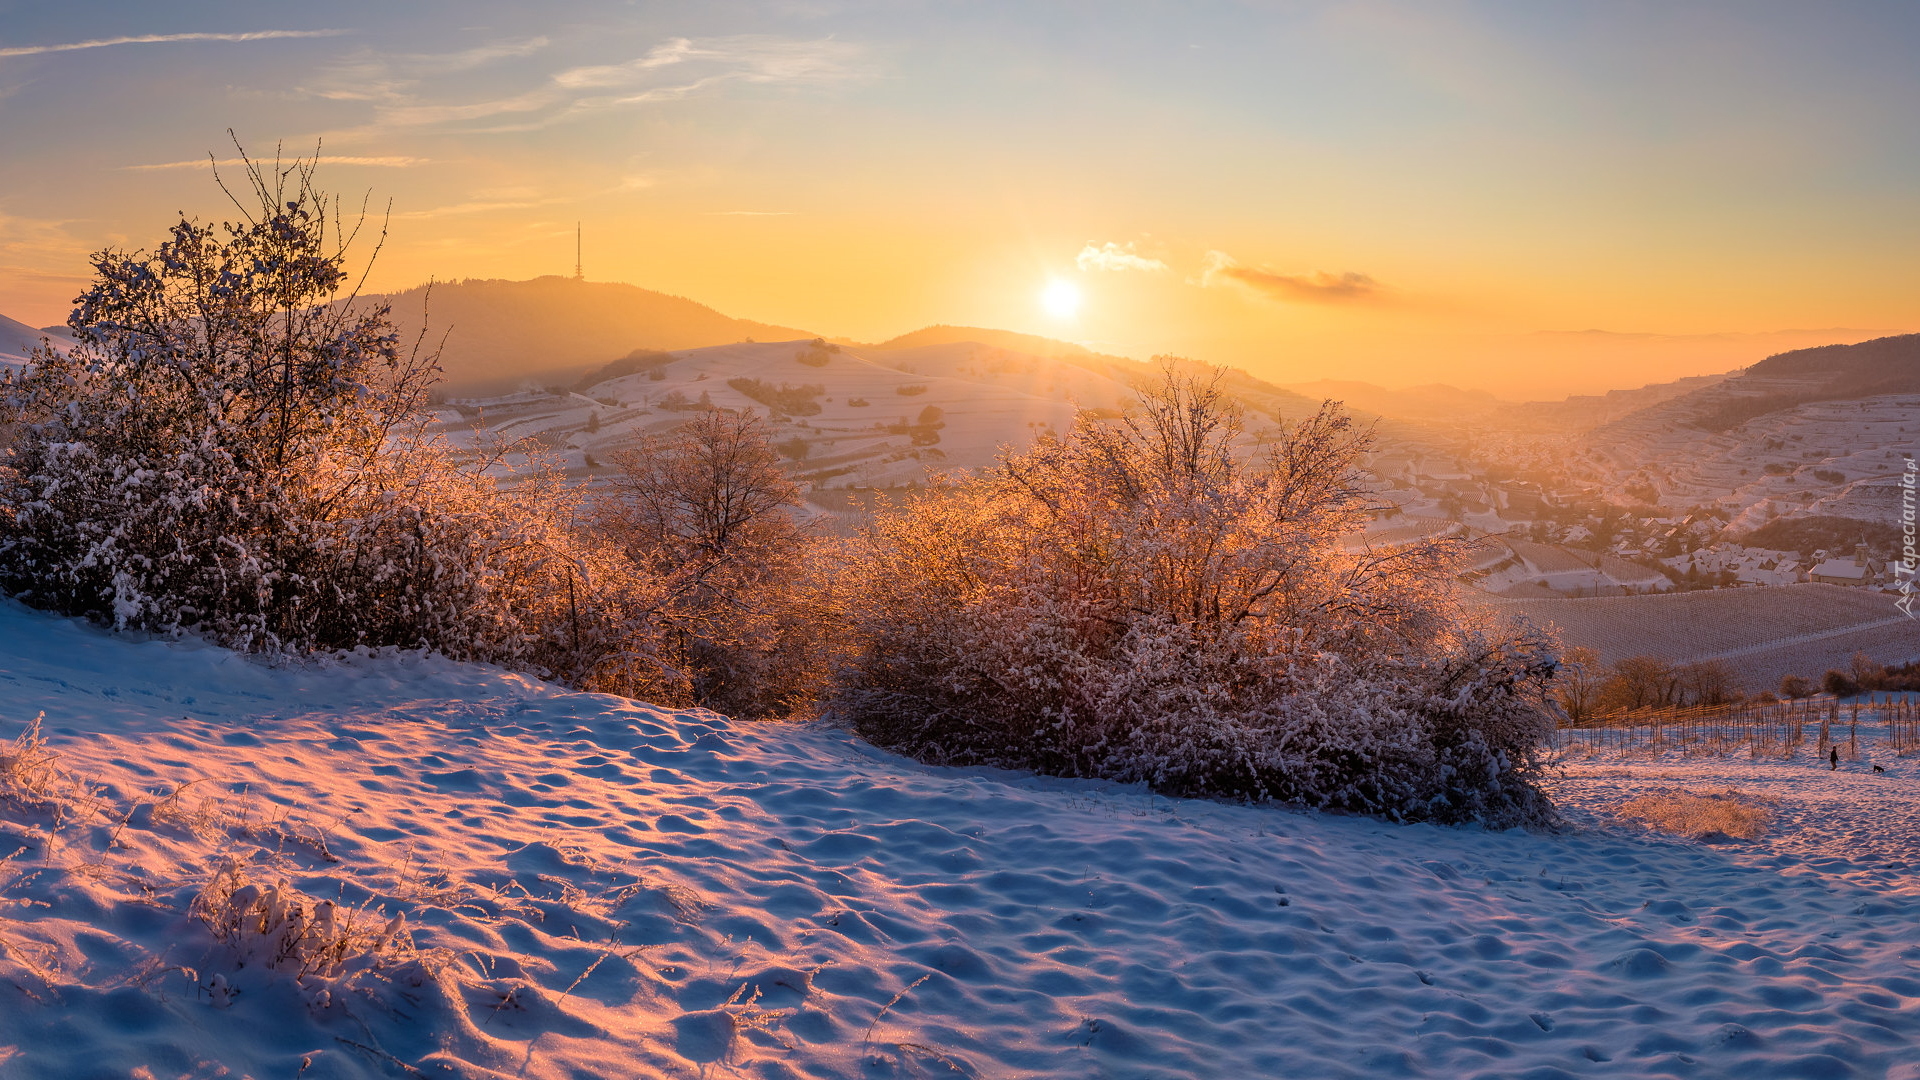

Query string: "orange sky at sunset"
[[2, 3, 1916, 397]]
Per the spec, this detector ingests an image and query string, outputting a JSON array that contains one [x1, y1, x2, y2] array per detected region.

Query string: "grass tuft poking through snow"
[[192, 861, 413, 989], [1616, 787, 1775, 840], [0, 714, 74, 821]]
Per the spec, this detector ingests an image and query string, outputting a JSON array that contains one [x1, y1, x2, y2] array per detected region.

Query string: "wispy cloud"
[[555, 36, 862, 90], [306, 37, 550, 103], [1200, 251, 1384, 303], [1076, 241, 1167, 273], [0, 210, 81, 251], [391, 199, 555, 220], [708, 210, 794, 216], [414, 37, 550, 73], [0, 30, 348, 59], [373, 89, 555, 128], [0, 212, 89, 297], [346, 35, 868, 135], [124, 155, 427, 171]]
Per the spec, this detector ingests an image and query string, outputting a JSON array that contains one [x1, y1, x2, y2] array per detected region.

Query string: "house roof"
[[1809, 558, 1868, 581]]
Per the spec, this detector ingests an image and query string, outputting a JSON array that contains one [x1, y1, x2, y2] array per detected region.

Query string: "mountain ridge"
[[361, 276, 818, 396]]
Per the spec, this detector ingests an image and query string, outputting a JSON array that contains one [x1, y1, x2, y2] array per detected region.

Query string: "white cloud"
[[0, 30, 348, 59], [1076, 241, 1167, 273]]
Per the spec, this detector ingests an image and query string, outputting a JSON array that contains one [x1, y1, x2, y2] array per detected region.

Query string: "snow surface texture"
[[0, 601, 1917, 1079]]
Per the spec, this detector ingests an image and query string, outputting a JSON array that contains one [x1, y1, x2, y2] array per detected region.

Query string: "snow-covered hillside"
[[2, 603, 1918, 1078], [434, 338, 1149, 492], [0, 313, 71, 371], [429, 337, 1369, 508]]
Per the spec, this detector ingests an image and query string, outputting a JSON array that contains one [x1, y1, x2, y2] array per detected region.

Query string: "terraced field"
[[1473, 583, 1920, 689]]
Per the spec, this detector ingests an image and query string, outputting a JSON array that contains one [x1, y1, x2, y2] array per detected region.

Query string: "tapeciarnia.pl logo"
[[1899, 454, 1917, 618]]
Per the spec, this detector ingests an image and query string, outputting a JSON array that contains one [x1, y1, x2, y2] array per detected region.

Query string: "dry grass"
[[0, 714, 70, 819], [1616, 787, 1775, 840], [191, 861, 413, 984]]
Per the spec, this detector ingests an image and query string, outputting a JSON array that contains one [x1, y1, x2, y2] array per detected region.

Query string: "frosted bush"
[[0, 146, 622, 674], [587, 410, 829, 717], [830, 365, 1560, 825]]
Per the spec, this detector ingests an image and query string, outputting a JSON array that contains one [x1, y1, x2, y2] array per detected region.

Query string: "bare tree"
[[1676, 659, 1736, 707], [603, 411, 802, 569], [592, 411, 822, 717], [1556, 646, 1603, 722], [1595, 656, 1676, 714]]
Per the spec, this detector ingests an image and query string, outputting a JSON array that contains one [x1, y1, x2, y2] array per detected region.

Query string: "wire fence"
[[1555, 694, 1920, 760]]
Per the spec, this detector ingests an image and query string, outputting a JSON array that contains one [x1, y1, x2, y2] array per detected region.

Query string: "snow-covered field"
[[1, 602, 1917, 1079]]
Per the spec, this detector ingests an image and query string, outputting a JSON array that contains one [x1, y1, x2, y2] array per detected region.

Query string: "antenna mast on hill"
[[573, 222, 584, 281]]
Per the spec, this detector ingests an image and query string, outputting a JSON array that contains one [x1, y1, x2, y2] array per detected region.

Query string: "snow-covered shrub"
[[0, 147, 606, 669], [587, 410, 830, 717], [829, 365, 1560, 825]]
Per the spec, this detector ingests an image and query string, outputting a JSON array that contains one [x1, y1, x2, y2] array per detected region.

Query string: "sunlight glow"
[[1041, 278, 1082, 319]]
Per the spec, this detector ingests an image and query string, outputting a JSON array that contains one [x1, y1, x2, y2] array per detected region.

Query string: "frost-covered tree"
[[589, 410, 826, 716], [0, 146, 580, 661], [829, 364, 1560, 825]]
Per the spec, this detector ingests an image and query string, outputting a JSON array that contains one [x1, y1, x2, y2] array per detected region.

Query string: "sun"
[[1041, 278, 1082, 319]]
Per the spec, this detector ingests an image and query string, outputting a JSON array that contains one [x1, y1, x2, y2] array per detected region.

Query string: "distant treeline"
[[1741, 515, 1901, 558]]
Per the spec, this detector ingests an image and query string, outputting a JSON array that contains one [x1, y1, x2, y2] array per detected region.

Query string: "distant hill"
[[435, 338, 1137, 496], [364, 277, 818, 397], [0, 313, 75, 369], [1689, 333, 1920, 432], [863, 325, 1102, 359], [1277, 373, 1738, 434], [1500, 372, 1734, 432], [1572, 333, 1918, 528], [1282, 380, 1503, 421], [431, 331, 1338, 506], [0, 313, 73, 361], [865, 325, 1325, 422]]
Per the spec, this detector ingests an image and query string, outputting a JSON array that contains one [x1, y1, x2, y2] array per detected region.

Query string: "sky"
[[1, 1, 1917, 397]]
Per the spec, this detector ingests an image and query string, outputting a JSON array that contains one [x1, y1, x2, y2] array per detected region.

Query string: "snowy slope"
[[435, 339, 1132, 491], [0, 313, 72, 370], [2, 603, 1919, 1078], [432, 338, 1351, 500]]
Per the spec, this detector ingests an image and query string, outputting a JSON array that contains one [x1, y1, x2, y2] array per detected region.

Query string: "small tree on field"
[[829, 364, 1560, 825], [1594, 656, 1676, 714], [1556, 646, 1603, 723], [1779, 674, 1813, 699], [1850, 651, 1887, 692], [1822, 670, 1860, 698], [1676, 659, 1736, 707]]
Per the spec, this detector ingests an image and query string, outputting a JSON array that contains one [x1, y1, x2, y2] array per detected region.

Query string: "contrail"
[[125, 156, 426, 171], [0, 29, 349, 59]]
